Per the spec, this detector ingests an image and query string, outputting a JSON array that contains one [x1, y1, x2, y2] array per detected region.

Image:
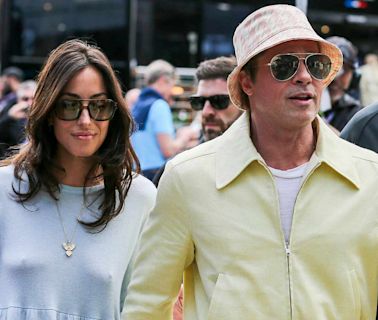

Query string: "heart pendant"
[[63, 242, 76, 252]]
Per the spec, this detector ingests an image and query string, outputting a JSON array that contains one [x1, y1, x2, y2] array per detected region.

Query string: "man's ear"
[[239, 71, 254, 96]]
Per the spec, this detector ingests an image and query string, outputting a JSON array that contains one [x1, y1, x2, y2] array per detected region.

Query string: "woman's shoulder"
[[127, 173, 157, 208], [0, 165, 16, 186], [0, 164, 14, 173], [0, 165, 18, 202], [0, 164, 31, 197], [130, 173, 157, 197]]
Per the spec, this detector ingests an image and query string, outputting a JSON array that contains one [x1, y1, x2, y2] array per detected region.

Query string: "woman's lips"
[[72, 132, 96, 140]]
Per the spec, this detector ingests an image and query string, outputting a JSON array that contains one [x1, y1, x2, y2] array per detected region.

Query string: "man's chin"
[[204, 128, 222, 141]]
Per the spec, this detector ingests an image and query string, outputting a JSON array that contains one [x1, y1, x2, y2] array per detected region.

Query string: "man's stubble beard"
[[202, 115, 228, 141]]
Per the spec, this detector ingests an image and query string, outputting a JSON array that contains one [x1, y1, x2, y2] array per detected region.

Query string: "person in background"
[[340, 97, 378, 320], [359, 53, 378, 106], [0, 80, 36, 158], [0, 39, 156, 319], [0, 76, 6, 100], [340, 102, 378, 153], [0, 66, 24, 112], [0, 67, 25, 158], [323, 36, 362, 132], [123, 5, 378, 319], [153, 56, 243, 186], [131, 59, 197, 181], [189, 56, 243, 142], [125, 87, 141, 111]]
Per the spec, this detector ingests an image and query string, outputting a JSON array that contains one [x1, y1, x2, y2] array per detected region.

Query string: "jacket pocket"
[[207, 273, 253, 320], [207, 273, 228, 320]]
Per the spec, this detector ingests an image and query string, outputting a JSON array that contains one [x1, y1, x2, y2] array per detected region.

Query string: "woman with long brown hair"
[[0, 39, 156, 319]]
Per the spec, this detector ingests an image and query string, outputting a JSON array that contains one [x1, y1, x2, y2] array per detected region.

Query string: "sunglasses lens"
[[306, 54, 332, 80], [208, 95, 230, 110], [55, 99, 117, 120], [189, 95, 230, 111], [270, 55, 299, 81], [55, 100, 81, 120], [89, 100, 116, 120], [189, 97, 205, 111]]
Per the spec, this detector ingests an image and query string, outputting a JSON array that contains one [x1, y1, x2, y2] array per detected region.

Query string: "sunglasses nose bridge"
[[69, 100, 88, 120], [202, 98, 216, 113], [80, 100, 98, 119], [70, 101, 88, 121], [79, 100, 92, 109], [77, 107, 92, 123], [290, 56, 312, 81]]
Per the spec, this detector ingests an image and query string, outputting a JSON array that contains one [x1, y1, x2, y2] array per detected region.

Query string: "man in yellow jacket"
[[123, 4, 378, 320]]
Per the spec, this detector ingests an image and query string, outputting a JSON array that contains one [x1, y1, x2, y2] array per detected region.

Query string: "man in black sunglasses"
[[124, 5, 378, 320], [152, 57, 242, 186], [190, 56, 243, 141]]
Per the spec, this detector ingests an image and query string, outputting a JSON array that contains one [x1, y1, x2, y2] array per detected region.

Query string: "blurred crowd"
[[1, 36, 378, 167], [0, 67, 36, 158]]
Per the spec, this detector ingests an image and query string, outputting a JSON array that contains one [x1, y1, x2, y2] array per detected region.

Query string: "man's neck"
[[149, 83, 165, 100], [250, 118, 317, 171]]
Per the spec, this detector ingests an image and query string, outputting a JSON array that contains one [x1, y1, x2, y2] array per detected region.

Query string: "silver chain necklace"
[[55, 201, 85, 257]]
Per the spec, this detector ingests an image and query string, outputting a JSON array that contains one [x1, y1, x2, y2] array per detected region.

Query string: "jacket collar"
[[215, 112, 263, 189], [314, 115, 360, 189], [215, 112, 360, 190]]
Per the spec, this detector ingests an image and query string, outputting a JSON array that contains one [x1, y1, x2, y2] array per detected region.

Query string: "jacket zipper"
[[261, 161, 294, 320], [285, 161, 321, 320], [285, 241, 293, 320]]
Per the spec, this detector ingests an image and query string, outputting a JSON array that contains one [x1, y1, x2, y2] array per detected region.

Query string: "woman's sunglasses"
[[54, 99, 117, 121], [189, 94, 230, 111], [263, 53, 332, 81]]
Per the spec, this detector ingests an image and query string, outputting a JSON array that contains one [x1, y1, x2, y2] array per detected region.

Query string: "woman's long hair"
[[2, 39, 140, 229]]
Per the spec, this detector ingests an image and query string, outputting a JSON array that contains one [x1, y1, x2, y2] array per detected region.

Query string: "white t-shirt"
[[269, 162, 308, 242]]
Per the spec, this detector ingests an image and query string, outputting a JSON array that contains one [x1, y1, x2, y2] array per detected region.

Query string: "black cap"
[[2, 66, 24, 81], [326, 36, 358, 70]]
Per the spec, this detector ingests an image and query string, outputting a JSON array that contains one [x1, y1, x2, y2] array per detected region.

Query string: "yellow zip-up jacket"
[[124, 113, 378, 320]]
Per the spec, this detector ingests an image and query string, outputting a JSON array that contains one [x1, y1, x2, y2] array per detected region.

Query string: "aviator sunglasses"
[[189, 94, 230, 111], [262, 53, 332, 81], [54, 99, 117, 121]]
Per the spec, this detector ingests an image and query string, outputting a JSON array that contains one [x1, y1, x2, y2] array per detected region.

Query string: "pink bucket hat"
[[227, 4, 343, 109]]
